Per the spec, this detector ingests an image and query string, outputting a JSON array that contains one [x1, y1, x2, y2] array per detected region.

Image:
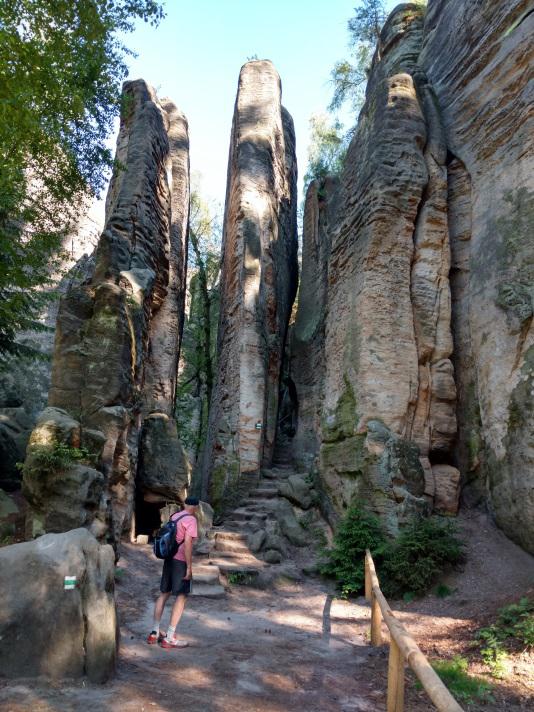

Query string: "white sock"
[[152, 618, 161, 634], [166, 624, 176, 640]]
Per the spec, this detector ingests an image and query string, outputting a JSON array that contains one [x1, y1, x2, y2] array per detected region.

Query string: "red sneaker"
[[159, 637, 188, 649], [147, 631, 166, 645]]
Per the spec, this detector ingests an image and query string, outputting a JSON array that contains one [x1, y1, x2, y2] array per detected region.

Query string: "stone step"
[[249, 488, 278, 498], [190, 583, 226, 599], [192, 570, 221, 585], [214, 540, 251, 554], [240, 497, 277, 508], [214, 531, 249, 543], [210, 549, 254, 559], [231, 509, 268, 522], [208, 556, 265, 573]]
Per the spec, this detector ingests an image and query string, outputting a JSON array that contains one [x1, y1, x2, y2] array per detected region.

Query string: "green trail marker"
[[64, 576, 77, 590]]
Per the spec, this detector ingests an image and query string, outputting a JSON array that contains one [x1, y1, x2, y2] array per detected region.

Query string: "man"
[[147, 496, 199, 649]]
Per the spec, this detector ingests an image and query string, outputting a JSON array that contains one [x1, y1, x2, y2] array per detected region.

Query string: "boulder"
[[278, 474, 314, 510], [0, 528, 117, 682], [432, 465, 461, 516], [264, 549, 282, 564], [274, 499, 308, 547], [0, 407, 33, 491], [138, 414, 190, 502], [248, 529, 266, 553]]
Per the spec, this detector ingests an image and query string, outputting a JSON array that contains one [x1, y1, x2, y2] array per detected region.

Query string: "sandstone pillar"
[[23, 80, 190, 545], [202, 60, 298, 509]]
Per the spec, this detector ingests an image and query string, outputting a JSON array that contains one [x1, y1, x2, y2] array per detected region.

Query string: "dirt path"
[[0, 507, 532, 711], [0, 540, 433, 712]]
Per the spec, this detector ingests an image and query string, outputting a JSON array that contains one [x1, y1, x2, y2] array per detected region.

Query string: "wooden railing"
[[364, 550, 464, 712]]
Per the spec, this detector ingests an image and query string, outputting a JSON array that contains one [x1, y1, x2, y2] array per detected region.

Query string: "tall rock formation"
[[420, 0, 534, 552], [202, 60, 298, 509], [291, 1, 534, 550], [291, 176, 339, 471], [22, 80, 190, 546], [294, 4, 457, 533]]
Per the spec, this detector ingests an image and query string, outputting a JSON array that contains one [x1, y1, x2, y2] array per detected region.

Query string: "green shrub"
[[426, 656, 494, 704], [476, 596, 534, 677], [380, 517, 464, 599], [319, 503, 388, 598], [319, 505, 463, 599]]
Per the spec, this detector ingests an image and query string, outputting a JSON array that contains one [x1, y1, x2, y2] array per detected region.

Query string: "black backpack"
[[153, 512, 192, 560]]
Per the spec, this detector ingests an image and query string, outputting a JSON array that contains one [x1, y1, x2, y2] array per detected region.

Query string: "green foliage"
[[227, 572, 255, 586], [303, 114, 348, 190], [0, 0, 164, 363], [320, 505, 463, 599], [380, 518, 464, 599], [114, 566, 126, 581], [435, 583, 454, 599], [425, 656, 494, 705], [329, 0, 387, 115], [319, 503, 388, 598], [476, 597, 534, 677], [175, 178, 221, 470], [20, 442, 95, 477]]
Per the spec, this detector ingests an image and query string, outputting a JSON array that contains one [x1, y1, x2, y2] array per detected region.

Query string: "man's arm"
[[183, 533, 193, 579]]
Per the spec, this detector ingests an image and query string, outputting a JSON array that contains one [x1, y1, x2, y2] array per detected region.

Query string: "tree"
[[303, 114, 349, 190], [329, 0, 387, 114], [0, 0, 164, 365], [175, 181, 222, 466]]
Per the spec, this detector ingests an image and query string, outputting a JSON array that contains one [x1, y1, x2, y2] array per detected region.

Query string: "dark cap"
[[184, 496, 200, 506]]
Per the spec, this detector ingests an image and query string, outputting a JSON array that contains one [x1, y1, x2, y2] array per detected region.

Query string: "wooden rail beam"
[[364, 550, 464, 712]]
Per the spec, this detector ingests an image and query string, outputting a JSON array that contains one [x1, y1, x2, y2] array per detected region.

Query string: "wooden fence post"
[[387, 638, 405, 712], [365, 554, 371, 601], [371, 591, 382, 646]]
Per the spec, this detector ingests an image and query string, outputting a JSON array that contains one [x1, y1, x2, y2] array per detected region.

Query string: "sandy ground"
[[0, 507, 532, 711]]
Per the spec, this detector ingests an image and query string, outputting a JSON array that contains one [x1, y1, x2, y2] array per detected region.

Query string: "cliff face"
[[202, 60, 298, 510], [291, 177, 339, 471], [290, 1, 534, 547], [22, 80, 190, 546], [420, 0, 534, 551]]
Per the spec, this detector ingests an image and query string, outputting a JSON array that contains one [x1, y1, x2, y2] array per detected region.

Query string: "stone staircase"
[[192, 463, 296, 597]]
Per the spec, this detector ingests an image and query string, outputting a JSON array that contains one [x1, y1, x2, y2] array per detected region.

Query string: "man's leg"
[[153, 591, 171, 631], [169, 594, 187, 629]]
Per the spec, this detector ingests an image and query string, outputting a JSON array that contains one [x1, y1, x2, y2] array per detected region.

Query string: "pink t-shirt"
[[171, 512, 198, 561]]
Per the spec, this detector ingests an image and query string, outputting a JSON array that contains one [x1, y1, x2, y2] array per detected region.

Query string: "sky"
[[115, 0, 399, 209]]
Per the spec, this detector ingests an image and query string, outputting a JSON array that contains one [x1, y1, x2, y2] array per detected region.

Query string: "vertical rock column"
[[23, 80, 190, 546], [138, 101, 191, 506], [202, 60, 298, 508], [319, 5, 458, 533], [290, 176, 339, 470]]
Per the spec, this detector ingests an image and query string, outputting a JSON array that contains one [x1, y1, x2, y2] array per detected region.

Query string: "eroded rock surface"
[[420, 0, 534, 550], [202, 60, 298, 510], [0, 528, 116, 682], [23, 80, 190, 545], [287, 1, 533, 548], [290, 177, 339, 471]]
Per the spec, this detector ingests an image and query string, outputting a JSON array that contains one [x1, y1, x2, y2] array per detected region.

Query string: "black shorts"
[[160, 558, 192, 596]]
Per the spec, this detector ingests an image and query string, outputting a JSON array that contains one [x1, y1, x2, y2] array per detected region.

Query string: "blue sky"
[[119, 0, 399, 207]]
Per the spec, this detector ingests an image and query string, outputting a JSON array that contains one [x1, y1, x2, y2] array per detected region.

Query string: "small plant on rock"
[[20, 442, 95, 477]]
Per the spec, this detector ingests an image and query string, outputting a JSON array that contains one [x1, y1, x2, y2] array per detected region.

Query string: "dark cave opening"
[[134, 491, 164, 539]]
